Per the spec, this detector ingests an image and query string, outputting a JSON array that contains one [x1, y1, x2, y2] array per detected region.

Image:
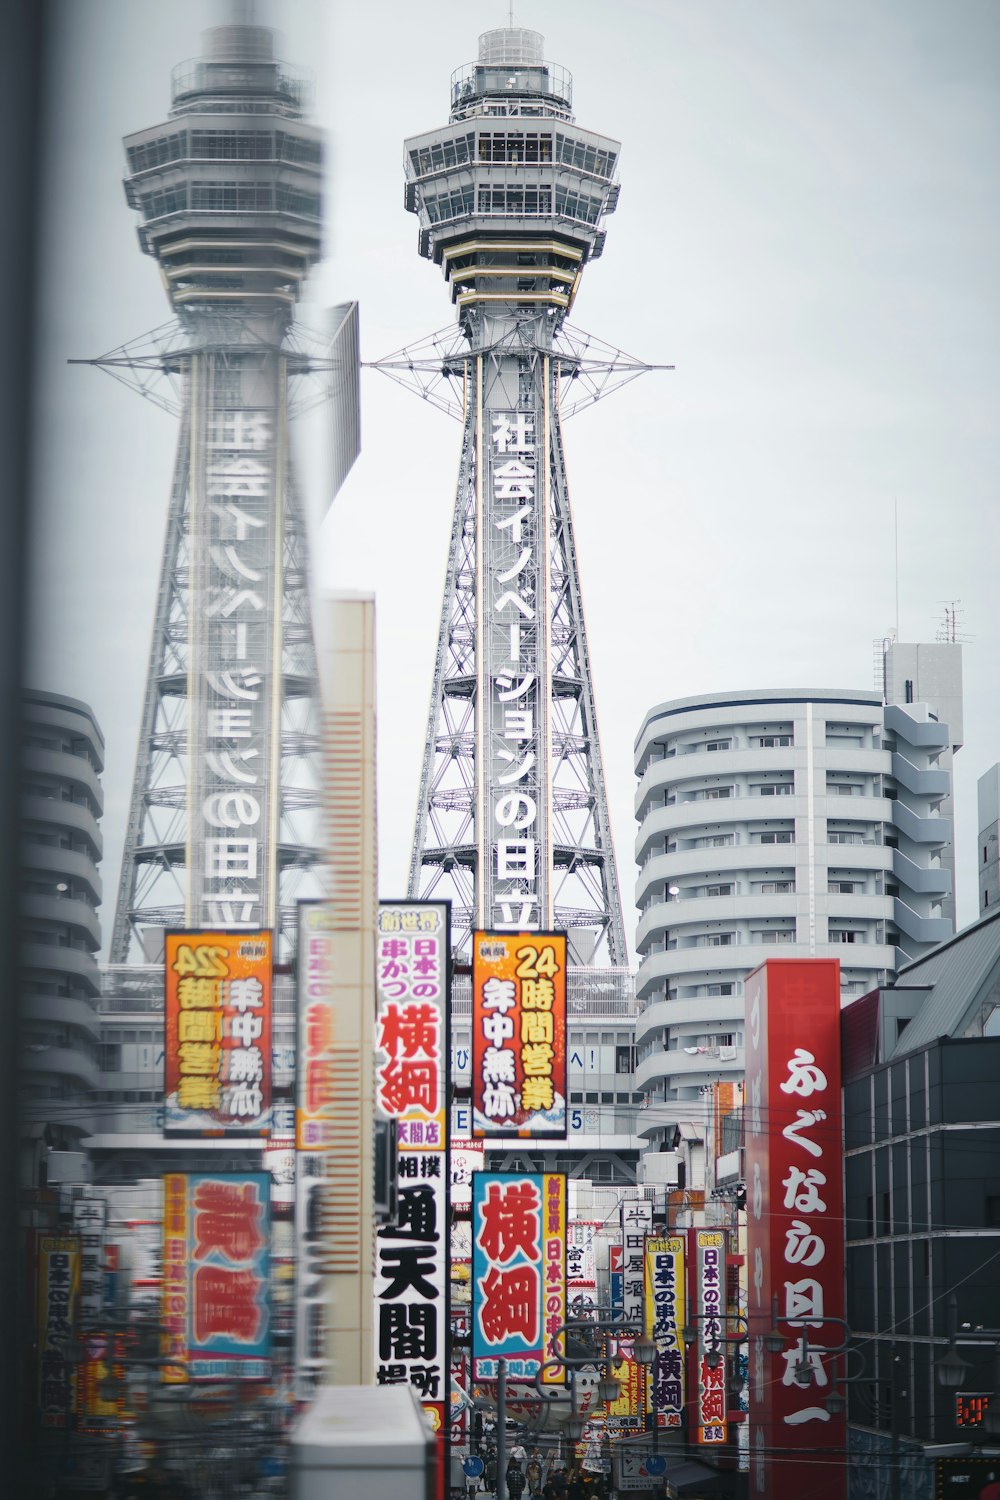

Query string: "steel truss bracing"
[[396, 317, 641, 967], [392, 24, 671, 967], [104, 330, 325, 964]]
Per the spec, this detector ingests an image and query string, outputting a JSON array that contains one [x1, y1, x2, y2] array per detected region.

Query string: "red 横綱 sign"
[[745, 959, 845, 1500]]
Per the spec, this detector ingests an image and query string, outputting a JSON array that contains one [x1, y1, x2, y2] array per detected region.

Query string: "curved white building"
[[20, 691, 105, 1172], [633, 689, 956, 1131]]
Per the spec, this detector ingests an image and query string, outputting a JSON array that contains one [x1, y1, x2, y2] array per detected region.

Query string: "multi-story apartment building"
[[633, 687, 958, 1136], [20, 691, 106, 1183]]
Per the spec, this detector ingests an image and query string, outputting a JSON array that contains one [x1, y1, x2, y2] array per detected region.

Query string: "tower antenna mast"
[[377, 24, 669, 964]]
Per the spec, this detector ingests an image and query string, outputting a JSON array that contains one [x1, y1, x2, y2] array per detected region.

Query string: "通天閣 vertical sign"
[[472, 929, 567, 1137], [374, 902, 451, 1439], [745, 959, 845, 1500]]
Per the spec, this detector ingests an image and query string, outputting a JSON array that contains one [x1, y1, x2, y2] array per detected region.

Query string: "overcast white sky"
[[29, 0, 1000, 956]]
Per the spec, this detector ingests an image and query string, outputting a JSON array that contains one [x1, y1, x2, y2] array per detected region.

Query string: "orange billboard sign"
[[164, 930, 272, 1134], [471, 930, 567, 1138]]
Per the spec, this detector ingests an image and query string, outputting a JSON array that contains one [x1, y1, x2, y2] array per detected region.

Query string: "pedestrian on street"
[[507, 1459, 527, 1500]]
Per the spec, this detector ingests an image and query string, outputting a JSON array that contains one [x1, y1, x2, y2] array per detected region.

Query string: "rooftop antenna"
[[936, 601, 970, 644]]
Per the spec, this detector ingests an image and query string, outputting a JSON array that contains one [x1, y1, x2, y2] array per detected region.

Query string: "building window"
[[703, 786, 734, 800], [705, 883, 733, 897], [756, 831, 793, 845], [700, 932, 735, 947], [830, 881, 856, 894], [833, 930, 859, 943], [905, 679, 914, 703], [759, 881, 793, 894], [704, 739, 731, 752], [756, 734, 792, 748], [755, 930, 794, 944], [756, 783, 792, 796], [706, 983, 734, 997]]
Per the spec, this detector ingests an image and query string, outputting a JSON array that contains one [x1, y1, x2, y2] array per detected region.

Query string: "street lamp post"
[[535, 1304, 653, 1480]]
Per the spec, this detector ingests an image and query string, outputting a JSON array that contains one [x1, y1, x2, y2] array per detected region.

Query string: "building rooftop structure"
[[842, 902, 1000, 1068]]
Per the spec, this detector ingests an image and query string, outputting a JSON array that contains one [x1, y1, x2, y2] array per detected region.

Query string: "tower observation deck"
[[110, 22, 325, 961], [404, 26, 627, 964]]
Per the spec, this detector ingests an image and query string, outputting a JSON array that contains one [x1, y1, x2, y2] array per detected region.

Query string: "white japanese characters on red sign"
[[744, 960, 845, 1500]]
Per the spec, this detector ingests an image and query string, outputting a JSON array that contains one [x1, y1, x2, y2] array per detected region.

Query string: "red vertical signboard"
[[744, 959, 845, 1500], [694, 1229, 727, 1446]]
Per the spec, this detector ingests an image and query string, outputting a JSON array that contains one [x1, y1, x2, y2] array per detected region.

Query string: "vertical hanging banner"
[[605, 1339, 643, 1434], [164, 929, 272, 1134], [190, 395, 282, 932], [374, 902, 451, 1444], [72, 1197, 107, 1328], [482, 407, 547, 935], [471, 929, 567, 1137], [37, 1235, 80, 1428], [745, 959, 845, 1500], [161, 1172, 271, 1383], [645, 1236, 685, 1429], [450, 1139, 485, 1211], [694, 1230, 727, 1446], [620, 1198, 653, 1325], [294, 901, 335, 1399], [609, 1243, 623, 1310], [471, 1171, 566, 1385], [567, 1221, 598, 1288]]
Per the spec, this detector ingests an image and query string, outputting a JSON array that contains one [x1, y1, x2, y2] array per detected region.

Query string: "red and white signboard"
[[694, 1230, 727, 1446], [745, 959, 845, 1499]]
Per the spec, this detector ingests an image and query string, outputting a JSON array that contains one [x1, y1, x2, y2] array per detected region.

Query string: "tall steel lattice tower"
[[106, 23, 326, 962], [395, 25, 652, 965]]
